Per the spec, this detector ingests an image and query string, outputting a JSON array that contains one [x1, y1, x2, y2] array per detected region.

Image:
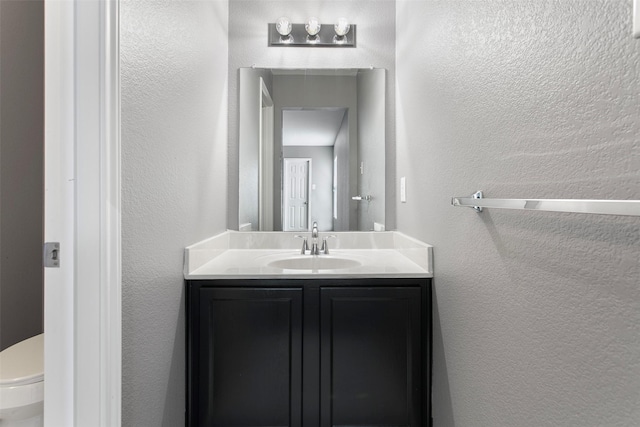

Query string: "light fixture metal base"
[[269, 23, 356, 47]]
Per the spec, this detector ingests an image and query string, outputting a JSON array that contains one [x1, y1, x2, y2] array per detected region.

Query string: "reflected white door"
[[283, 158, 310, 231]]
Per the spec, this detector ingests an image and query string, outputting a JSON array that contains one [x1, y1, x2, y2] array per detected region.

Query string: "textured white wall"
[[228, 0, 396, 230], [120, 0, 228, 425], [0, 0, 44, 351], [396, 1, 640, 426]]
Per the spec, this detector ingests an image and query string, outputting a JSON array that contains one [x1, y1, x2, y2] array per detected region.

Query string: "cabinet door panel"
[[197, 288, 302, 427], [320, 287, 422, 427]]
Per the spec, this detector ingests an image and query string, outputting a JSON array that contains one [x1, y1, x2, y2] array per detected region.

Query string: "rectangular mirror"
[[238, 67, 386, 232]]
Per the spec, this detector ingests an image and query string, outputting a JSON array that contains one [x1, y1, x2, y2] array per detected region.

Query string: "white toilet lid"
[[0, 334, 44, 386]]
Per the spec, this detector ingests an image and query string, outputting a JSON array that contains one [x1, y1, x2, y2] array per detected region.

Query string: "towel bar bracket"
[[471, 191, 483, 212]]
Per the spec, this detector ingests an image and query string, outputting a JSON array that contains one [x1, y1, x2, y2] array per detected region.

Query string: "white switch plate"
[[635, 0, 640, 38], [400, 177, 406, 203]]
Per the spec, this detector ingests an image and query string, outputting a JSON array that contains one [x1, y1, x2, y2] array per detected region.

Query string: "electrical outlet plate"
[[635, 0, 640, 38]]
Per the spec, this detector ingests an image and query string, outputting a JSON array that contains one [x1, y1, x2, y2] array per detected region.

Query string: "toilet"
[[0, 334, 44, 427]]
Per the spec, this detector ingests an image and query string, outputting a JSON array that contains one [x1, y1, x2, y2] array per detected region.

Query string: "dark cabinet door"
[[319, 287, 423, 427], [190, 287, 303, 427]]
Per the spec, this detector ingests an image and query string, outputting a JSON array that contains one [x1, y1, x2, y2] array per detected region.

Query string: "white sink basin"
[[268, 256, 362, 271]]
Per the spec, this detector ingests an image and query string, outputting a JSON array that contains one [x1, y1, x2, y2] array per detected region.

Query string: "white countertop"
[[184, 231, 433, 279]]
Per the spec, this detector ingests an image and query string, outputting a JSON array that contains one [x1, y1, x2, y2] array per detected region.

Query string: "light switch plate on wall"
[[635, 0, 640, 38]]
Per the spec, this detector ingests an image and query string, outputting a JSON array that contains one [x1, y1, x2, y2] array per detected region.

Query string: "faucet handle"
[[321, 235, 336, 254], [294, 235, 309, 254]]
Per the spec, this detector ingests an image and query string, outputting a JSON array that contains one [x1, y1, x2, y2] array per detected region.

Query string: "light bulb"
[[275, 16, 292, 36], [305, 17, 321, 36], [334, 18, 350, 37]]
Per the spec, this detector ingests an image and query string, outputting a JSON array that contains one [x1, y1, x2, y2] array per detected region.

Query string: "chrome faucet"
[[310, 222, 320, 255], [294, 235, 309, 254], [321, 235, 336, 254], [296, 222, 319, 255], [296, 222, 334, 255]]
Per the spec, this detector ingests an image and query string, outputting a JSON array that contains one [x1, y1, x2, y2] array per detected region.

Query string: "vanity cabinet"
[[186, 279, 432, 427], [187, 287, 303, 426]]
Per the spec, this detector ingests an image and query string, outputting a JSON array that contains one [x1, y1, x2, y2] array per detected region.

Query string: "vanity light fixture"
[[305, 17, 321, 43], [275, 16, 293, 43], [334, 17, 350, 44], [268, 17, 356, 47]]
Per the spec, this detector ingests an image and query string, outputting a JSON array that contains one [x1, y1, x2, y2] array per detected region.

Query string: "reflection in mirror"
[[238, 68, 385, 232]]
